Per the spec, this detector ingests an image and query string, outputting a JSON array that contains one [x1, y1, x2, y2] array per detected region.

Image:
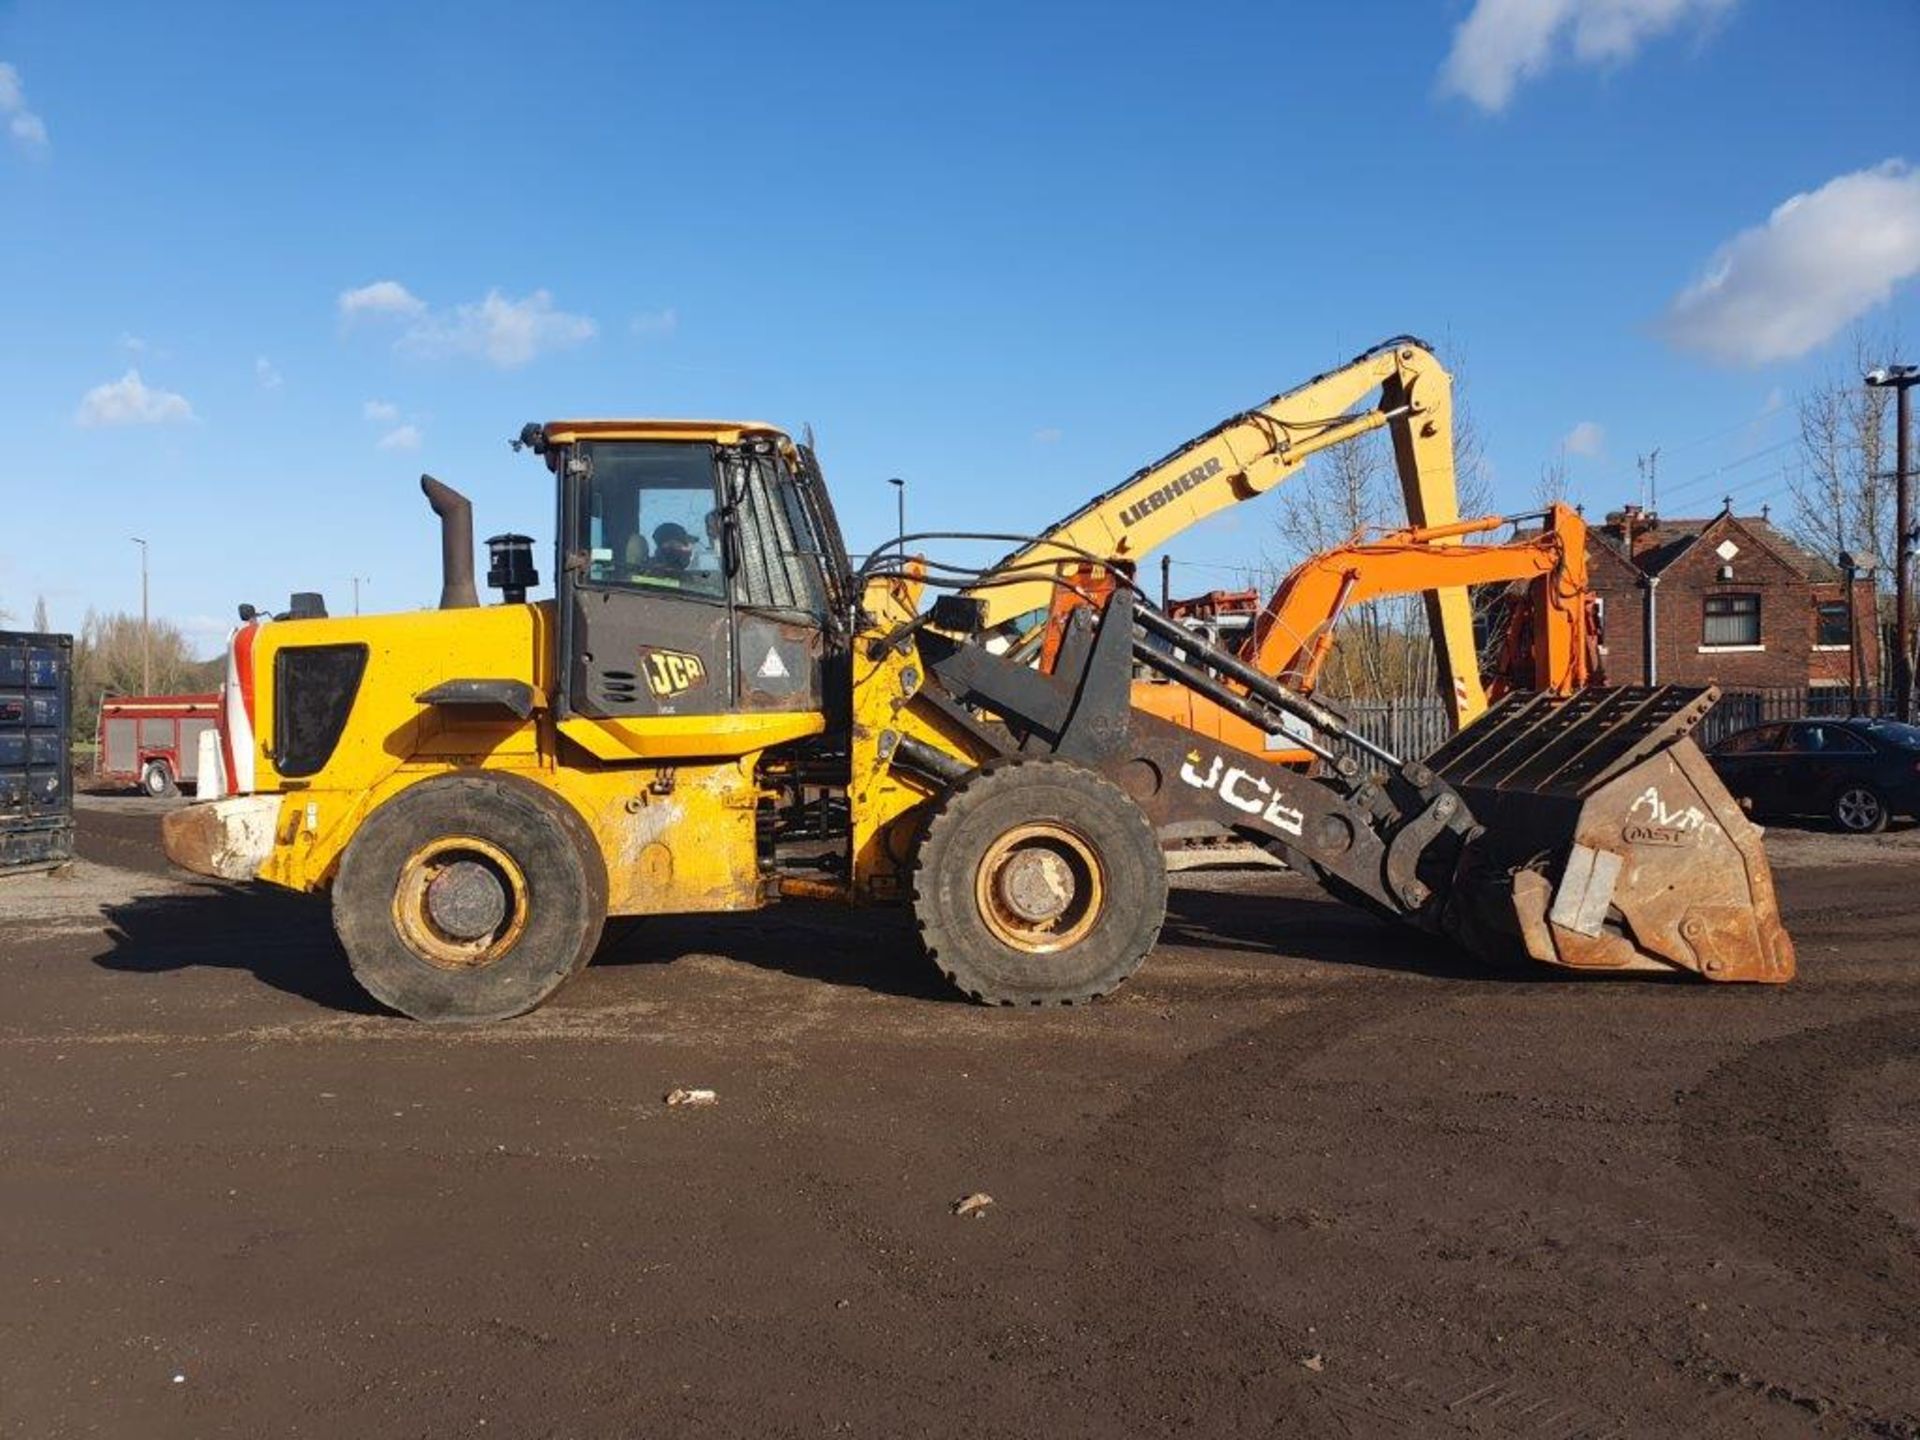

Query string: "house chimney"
[[1604, 502, 1662, 561]]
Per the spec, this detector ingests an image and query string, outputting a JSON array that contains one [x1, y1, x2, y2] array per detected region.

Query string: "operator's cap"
[[653, 522, 694, 545]]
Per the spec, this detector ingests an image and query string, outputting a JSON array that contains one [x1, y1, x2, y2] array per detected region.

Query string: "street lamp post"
[[1865, 364, 1918, 719], [130, 536, 150, 695], [887, 477, 905, 553], [1840, 551, 1861, 717]]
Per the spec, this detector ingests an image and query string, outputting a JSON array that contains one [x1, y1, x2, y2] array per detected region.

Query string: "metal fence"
[[1328, 685, 1898, 761], [1334, 695, 1453, 759], [1696, 687, 1897, 748]]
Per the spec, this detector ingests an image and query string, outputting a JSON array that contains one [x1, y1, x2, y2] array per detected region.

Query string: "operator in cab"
[[651, 522, 696, 572]]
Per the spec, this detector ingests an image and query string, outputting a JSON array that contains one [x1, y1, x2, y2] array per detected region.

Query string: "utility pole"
[[1865, 365, 1918, 719], [352, 576, 367, 616], [1160, 554, 1172, 610], [130, 536, 150, 695], [887, 477, 905, 553]]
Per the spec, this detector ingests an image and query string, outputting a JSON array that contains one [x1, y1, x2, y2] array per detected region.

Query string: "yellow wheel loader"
[[163, 352, 1794, 1022]]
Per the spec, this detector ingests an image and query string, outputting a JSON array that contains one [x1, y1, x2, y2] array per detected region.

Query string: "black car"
[[1707, 716, 1920, 834]]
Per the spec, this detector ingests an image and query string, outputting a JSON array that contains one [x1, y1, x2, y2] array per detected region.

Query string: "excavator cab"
[[531, 421, 857, 725]]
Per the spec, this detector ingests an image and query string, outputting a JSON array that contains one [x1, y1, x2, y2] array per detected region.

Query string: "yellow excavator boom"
[[968, 336, 1485, 724]]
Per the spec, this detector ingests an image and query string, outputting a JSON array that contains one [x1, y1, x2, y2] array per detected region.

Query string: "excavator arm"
[[1247, 502, 1597, 700], [966, 336, 1485, 724], [1128, 504, 1599, 765]]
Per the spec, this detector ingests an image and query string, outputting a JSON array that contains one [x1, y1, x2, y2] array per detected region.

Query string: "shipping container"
[[0, 630, 74, 875], [96, 693, 220, 796]]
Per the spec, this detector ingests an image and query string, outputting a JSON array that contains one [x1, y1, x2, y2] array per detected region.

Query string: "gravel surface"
[[1, 805, 1916, 1438]]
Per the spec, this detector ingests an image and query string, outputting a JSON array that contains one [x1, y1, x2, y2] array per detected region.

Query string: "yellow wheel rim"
[[391, 836, 530, 971], [973, 821, 1105, 954]]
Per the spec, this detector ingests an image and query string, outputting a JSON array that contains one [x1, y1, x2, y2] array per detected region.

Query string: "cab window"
[[579, 441, 727, 600], [723, 448, 829, 617]]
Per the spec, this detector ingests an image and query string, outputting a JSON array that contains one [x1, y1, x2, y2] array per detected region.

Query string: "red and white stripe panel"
[[222, 620, 263, 795]]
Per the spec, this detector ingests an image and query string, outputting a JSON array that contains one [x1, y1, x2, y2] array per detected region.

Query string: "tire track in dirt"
[[1053, 979, 1647, 1438], [1681, 1010, 1920, 1329], [1677, 1009, 1920, 1436], [1061, 982, 1391, 1435]]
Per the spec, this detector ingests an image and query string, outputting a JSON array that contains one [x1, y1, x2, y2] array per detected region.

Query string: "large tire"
[[911, 758, 1167, 1005], [332, 774, 608, 1022], [1832, 784, 1888, 835], [141, 760, 178, 799]]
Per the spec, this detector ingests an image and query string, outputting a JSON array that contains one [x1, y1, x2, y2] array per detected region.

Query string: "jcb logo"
[[1179, 748, 1304, 836], [644, 649, 707, 697]]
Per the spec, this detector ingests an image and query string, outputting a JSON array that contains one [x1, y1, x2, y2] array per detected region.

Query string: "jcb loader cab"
[[165, 413, 1793, 1023]]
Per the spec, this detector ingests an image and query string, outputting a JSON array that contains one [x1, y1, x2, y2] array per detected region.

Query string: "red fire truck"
[[96, 694, 220, 797]]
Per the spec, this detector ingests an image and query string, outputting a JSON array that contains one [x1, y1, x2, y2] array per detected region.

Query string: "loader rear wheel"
[[333, 775, 607, 1023], [911, 759, 1166, 1005]]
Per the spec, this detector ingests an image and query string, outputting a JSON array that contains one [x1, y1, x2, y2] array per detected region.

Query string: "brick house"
[[1584, 502, 1880, 695]]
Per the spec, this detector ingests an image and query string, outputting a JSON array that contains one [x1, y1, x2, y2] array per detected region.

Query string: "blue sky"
[[3, 0, 1917, 657]]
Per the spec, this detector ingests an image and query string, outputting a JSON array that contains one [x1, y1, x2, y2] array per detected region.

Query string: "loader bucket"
[[1425, 686, 1795, 983]]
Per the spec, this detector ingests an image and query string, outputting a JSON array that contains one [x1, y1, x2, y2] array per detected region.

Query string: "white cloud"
[[255, 356, 283, 390], [363, 398, 399, 422], [344, 281, 598, 369], [1032, 427, 1064, 445], [377, 424, 422, 452], [1562, 420, 1605, 457], [339, 279, 426, 320], [10, 111, 47, 150], [1662, 160, 1920, 364], [630, 307, 679, 339], [74, 370, 195, 427], [1439, 0, 1735, 113], [119, 333, 147, 354], [399, 288, 597, 368], [0, 61, 49, 156]]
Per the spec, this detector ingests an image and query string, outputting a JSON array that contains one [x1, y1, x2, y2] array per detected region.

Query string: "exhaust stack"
[[420, 474, 479, 610]]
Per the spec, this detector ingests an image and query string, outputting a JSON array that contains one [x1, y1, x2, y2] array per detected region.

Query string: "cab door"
[[719, 442, 840, 715], [560, 440, 737, 719]]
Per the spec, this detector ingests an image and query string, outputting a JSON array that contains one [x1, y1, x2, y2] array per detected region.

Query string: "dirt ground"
[[3, 797, 1918, 1439]]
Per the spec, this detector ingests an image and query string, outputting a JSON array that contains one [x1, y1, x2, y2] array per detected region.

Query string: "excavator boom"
[[969, 337, 1485, 725]]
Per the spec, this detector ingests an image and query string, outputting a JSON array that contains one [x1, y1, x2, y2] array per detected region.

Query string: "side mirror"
[[930, 595, 989, 634]]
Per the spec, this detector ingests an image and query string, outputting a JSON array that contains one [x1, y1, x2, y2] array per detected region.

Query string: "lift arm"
[[965, 336, 1484, 724]]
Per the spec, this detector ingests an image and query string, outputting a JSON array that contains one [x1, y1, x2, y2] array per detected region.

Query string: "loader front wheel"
[[911, 759, 1166, 1005], [333, 775, 607, 1023]]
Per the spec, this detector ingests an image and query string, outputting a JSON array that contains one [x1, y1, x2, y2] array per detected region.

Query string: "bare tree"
[[32, 595, 50, 632], [69, 610, 223, 741], [1535, 449, 1571, 508], [1451, 366, 1495, 519], [1789, 327, 1900, 598]]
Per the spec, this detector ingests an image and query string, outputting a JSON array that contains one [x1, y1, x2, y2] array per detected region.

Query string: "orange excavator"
[[1034, 501, 1601, 765]]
